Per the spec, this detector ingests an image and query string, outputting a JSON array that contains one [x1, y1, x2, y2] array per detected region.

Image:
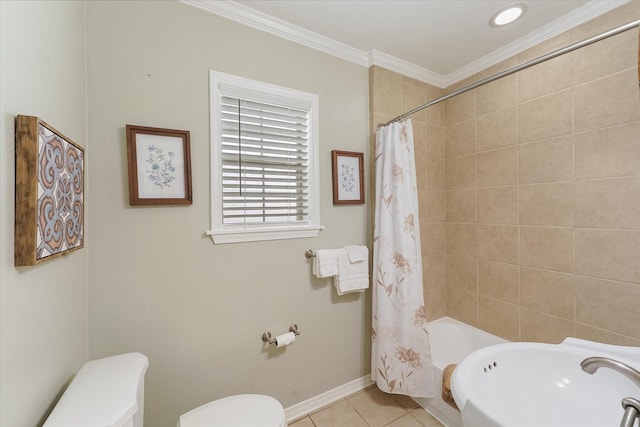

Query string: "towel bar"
[[304, 249, 316, 258], [262, 324, 300, 345]]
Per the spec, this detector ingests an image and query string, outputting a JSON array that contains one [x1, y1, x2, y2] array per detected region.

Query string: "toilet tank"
[[43, 352, 149, 427]]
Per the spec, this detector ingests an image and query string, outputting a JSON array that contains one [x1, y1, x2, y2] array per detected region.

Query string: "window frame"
[[207, 70, 323, 244]]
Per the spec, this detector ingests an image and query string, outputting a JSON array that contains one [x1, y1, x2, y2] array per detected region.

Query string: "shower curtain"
[[371, 120, 435, 398]]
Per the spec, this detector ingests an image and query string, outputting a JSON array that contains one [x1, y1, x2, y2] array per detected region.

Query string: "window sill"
[[207, 225, 324, 244]]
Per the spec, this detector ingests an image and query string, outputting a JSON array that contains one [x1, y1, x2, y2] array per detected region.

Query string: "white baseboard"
[[284, 375, 375, 422]]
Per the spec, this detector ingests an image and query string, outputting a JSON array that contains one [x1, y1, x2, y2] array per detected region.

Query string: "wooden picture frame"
[[15, 115, 85, 266], [126, 124, 192, 205], [331, 150, 365, 205]]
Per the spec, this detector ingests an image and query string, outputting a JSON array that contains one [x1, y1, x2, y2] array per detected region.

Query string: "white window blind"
[[221, 96, 310, 225], [208, 70, 322, 244]]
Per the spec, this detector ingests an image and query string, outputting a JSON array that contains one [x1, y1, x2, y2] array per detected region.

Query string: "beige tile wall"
[[370, 0, 640, 345], [444, 1, 640, 345], [369, 67, 448, 320]]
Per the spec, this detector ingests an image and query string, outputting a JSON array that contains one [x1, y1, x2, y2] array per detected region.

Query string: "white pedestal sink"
[[451, 338, 640, 427]]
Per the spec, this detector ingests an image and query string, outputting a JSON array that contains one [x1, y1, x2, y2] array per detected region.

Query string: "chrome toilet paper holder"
[[262, 324, 300, 345]]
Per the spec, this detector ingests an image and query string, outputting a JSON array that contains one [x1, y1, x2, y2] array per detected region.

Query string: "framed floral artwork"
[[331, 150, 364, 205], [126, 124, 192, 205], [15, 115, 85, 266]]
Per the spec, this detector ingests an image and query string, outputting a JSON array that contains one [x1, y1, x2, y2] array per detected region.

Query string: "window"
[[208, 71, 322, 243]]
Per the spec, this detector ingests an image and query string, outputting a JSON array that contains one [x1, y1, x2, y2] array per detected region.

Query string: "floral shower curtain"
[[371, 120, 435, 398]]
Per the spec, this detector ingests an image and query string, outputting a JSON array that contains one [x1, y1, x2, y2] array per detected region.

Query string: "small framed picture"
[[331, 150, 364, 205], [126, 124, 192, 205]]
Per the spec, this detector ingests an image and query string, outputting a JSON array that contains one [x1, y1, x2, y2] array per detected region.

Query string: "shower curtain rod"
[[380, 19, 640, 128]]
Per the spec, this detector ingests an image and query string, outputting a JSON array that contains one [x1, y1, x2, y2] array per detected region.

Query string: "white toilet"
[[43, 352, 149, 427], [43, 352, 286, 427], [178, 394, 286, 427]]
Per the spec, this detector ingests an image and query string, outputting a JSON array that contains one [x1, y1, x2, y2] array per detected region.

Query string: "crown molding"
[[443, 0, 631, 86], [368, 50, 447, 87], [181, 0, 630, 89], [181, 0, 369, 66], [181, 0, 445, 85]]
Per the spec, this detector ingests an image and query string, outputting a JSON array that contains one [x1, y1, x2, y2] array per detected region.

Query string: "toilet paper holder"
[[262, 324, 300, 345]]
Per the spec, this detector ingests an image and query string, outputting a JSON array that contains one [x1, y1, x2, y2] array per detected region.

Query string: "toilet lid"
[[179, 394, 286, 427]]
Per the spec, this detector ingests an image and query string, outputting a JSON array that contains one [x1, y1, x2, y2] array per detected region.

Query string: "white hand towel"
[[345, 245, 366, 263], [312, 249, 340, 278], [335, 246, 369, 295]]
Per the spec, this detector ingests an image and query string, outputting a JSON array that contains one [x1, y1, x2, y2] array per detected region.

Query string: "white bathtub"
[[413, 317, 507, 427]]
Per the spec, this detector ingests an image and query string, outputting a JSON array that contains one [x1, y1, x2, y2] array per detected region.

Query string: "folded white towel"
[[335, 246, 369, 295], [312, 249, 340, 278], [344, 245, 366, 263]]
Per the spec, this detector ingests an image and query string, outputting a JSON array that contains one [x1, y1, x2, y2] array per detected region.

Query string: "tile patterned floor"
[[288, 386, 445, 427]]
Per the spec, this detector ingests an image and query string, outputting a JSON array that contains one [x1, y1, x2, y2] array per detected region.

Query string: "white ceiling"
[[185, 0, 630, 87]]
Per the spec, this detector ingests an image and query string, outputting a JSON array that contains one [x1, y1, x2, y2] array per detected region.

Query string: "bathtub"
[[413, 317, 507, 427]]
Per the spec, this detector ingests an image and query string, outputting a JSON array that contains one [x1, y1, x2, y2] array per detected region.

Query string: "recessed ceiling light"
[[490, 3, 528, 27]]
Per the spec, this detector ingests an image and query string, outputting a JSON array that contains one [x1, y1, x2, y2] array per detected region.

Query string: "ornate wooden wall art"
[[15, 115, 85, 266]]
